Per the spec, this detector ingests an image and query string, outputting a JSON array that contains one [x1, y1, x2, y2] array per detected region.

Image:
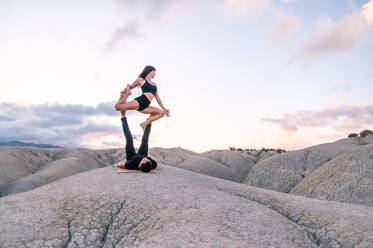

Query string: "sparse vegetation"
[[360, 129, 373, 137], [276, 149, 286, 154], [235, 147, 287, 153], [348, 133, 358, 138]]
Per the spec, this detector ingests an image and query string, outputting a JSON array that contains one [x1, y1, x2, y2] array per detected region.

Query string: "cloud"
[[262, 104, 373, 133], [102, 140, 123, 147], [104, 22, 146, 53], [295, 13, 367, 59], [268, 10, 302, 42], [0, 101, 139, 148], [221, 0, 302, 42], [221, 0, 272, 19], [105, 0, 206, 53], [292, 0, 373, 60], [362, 0, 373, 23], [0, 115, 15, 122]]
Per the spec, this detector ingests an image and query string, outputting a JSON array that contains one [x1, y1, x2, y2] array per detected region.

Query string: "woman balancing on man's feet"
[[117, 108, 157, 172], [115, 65, 170, 132]]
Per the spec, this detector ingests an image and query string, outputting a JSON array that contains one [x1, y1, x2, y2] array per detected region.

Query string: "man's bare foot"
[[140, 122, 148, 132], [117, 162, 125, 169]]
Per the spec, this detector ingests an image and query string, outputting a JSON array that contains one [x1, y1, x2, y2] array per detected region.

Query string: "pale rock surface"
[[1, 165, 372, 248], [291, 144, 373, 206], [244, 138, 362, 193], [0, 147, 121, 196]]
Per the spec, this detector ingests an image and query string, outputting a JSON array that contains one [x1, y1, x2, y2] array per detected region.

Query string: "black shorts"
[[134, 94, 150, 111]]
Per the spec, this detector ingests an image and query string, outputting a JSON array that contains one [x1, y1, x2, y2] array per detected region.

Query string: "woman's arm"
[[129, 78, 142, 89], [155, 90, 170, 116], [121, 78, 142, 95]]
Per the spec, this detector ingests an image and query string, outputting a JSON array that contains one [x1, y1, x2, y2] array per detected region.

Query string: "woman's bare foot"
[[117, 162, 125, 169], [121, 84, 131, 97], [126, 84, 132, 96], [140, 122, 148, 132], [115, 92, 128, 110], [120, 91, 129, 99], [115, 93, 129, 111], [118, 94, 127, 104]]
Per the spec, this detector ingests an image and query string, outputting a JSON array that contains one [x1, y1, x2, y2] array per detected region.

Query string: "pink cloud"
[[268, 10, 302, 42], [293, 1, 373, 60], [262, 104, 373, 133], [295, 13, 368, 59], [221, 0, 271, 18]]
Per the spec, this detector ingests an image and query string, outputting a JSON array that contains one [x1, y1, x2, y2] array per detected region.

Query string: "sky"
[[1, 0, 373, 152]]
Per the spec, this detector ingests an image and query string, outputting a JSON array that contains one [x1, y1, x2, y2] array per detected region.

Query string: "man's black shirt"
[[124, 154, 157, 170]]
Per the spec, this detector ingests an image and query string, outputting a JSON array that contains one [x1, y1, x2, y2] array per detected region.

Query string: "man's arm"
[[124, 155, 142, 170]]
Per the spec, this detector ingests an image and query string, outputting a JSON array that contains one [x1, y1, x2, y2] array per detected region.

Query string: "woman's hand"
[[163, 109, 170, 117], [121, 84, 132, 97]]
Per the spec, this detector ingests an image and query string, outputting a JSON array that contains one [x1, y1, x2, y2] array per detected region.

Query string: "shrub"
[[360, 129, 373, 137], [237, 148, 243, 151], [276, 149, 286, 153], [229, 147, 236, 150], [348, 133, 358, 138]]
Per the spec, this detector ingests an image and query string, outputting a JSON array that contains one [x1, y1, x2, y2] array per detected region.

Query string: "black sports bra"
[[141, 79, 157, 95]]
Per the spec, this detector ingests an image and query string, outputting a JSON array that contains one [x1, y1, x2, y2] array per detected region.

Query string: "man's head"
[[138, 157, 152, 172]]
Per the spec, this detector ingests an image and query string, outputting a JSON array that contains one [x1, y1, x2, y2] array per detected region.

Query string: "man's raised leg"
[[121, 116, 136, 161], [138, 123, 152, 156]]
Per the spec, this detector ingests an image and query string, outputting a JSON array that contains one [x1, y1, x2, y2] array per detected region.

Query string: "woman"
[[115, 65, 170, 131]]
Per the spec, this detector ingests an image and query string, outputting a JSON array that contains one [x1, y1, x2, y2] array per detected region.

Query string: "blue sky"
[[1, 0, 372, 151]]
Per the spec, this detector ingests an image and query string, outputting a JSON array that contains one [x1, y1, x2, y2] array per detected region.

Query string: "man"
[[117, 105, 157, 172]]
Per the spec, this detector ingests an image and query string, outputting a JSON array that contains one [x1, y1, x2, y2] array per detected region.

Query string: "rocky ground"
[[0, 145, 278, 197], [0, 135, 372, 247], [244, 136, 373, 207], [1, 165, 372, 247]]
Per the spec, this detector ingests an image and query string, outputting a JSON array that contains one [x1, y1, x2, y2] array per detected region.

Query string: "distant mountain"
[[0, 141, 62, 149]]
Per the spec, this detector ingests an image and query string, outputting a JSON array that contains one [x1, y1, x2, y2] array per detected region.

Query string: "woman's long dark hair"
[[139, 65, 156, 79]]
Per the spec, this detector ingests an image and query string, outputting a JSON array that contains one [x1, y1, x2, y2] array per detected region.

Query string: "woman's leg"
[[115, 84, 138, 112], [115, 96, 139, 112], [116, 94, 128, 117], [139, 106, 165, 131]]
